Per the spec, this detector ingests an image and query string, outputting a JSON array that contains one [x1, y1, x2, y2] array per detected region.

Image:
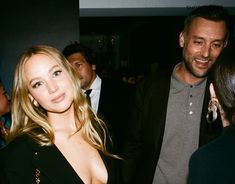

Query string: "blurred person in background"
[[63, 42, 132, 154], [0, 79, 11, 149]]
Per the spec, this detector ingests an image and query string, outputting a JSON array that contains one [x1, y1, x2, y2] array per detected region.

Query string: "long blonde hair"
[[9, 45, 116, 157]]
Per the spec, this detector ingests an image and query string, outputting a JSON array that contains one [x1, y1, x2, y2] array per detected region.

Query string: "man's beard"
[[183, 59, 210, 79]]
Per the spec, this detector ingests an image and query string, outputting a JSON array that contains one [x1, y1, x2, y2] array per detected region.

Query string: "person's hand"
[[209, 83, 229, 127]]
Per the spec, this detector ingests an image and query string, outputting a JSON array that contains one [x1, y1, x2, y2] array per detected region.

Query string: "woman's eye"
[[53, 70, 62, 77], [32, 81, 43, 88]]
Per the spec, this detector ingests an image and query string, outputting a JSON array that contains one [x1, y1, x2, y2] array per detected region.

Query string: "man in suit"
[[122, 5, 230, 184], [62, 42, 131, 153]]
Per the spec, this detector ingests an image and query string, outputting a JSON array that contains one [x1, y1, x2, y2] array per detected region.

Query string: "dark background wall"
[[80, 16, 184, 73], [80, 15, 234, 79], [79, 1, 235, 78], [0, 0, 79, 93], [1, 1, 234, 92]]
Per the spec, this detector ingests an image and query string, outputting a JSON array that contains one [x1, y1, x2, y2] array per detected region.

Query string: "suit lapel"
[[152, 73, 171, 150], [31, 143, 84, 183]]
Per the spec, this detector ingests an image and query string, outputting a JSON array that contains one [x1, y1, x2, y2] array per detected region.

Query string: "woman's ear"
[[28, 94, 34, 102], [28, 94, 39, 107]]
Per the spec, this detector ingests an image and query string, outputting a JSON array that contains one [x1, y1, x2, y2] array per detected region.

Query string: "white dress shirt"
[[83, 75, 101, 114]]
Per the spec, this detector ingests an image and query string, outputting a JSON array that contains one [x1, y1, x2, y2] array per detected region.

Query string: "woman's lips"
[[51, 93, 65, 103]]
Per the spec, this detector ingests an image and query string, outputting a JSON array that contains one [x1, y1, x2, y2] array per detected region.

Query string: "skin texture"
[[0, 86, 10, 116], [67, 53, 96, 90], [177, 17, 227, 85]]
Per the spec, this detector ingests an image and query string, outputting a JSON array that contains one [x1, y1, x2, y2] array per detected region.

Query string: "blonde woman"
[[0, 45, 121, 184]]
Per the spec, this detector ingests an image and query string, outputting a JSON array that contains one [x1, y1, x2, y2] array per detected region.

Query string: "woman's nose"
[[47, 81, 58, 94]]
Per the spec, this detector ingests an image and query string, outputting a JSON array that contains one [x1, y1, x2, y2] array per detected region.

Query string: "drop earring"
[[33, 99, 39, 107], [206, 97, 219, 123]]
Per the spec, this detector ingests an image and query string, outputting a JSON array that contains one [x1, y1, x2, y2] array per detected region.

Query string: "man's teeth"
[[195, 59, 208, 63]]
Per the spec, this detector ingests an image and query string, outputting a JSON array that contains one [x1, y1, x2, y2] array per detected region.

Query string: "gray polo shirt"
[[153, 64, 207, 184]]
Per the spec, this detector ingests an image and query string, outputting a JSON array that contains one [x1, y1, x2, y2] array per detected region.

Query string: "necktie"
[[84, 89, 92, 105]]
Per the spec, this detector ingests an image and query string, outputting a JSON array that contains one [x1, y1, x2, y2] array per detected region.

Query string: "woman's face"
[[25, 54, 74, 114]]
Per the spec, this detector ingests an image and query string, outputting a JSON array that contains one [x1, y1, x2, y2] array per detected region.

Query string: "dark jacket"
[[98, 78, 132, 153], [188, 125, 235, 184], [0, 135, 122, 184], [122, 71, 222, 184]]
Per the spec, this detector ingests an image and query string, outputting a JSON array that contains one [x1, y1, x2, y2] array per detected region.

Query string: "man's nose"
[[201, 44, 211, 58]]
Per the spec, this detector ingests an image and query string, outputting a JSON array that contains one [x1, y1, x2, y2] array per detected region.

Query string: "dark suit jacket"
[[122, 71, 222, 184], [188, 125, 235, 184], [0, 135, 122, 184], [97, 78, 132, 153]]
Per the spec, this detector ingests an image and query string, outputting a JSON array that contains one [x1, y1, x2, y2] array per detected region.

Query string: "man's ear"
[[179, 31, 185, 48], [92, 64, 96, 71], [223, 39, 228, 49]]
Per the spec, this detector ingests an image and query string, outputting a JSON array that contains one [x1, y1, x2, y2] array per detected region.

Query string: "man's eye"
[[75, 62, 81, 68], [212, 43, 222, 48], [194, 40, 203, 45]]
